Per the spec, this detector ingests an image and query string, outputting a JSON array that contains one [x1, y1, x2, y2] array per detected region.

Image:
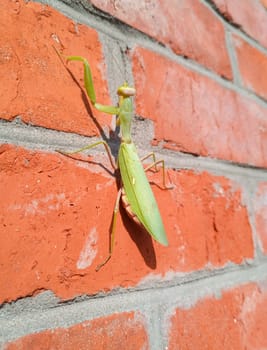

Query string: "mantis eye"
[[117, 83, 136, 97]]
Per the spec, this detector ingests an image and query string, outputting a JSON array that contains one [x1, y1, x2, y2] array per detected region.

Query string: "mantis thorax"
[[117, 82, 135, 144]]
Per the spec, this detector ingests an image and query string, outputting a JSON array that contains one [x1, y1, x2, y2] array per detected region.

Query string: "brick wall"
[[0, 0, 267, 349]]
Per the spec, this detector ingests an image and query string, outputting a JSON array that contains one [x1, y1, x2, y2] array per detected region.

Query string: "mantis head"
[[117, 82, 136, 97]]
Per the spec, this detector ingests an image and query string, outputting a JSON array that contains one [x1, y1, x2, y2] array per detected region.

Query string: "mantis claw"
[[95, 255, 111, 272]]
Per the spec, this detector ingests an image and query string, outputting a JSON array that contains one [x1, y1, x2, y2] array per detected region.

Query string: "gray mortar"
[[99, 33, 135, 101], [1, 0, 267, 348], [1, 263, 267, 348], [225, 28, 243, 86], [1, 117, 267, 181]]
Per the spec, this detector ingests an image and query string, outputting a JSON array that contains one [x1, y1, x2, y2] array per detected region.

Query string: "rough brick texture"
[[233, 34, 267, 100], [253, 182, 267, 253], [4, 312, 149, 350], [0, 0, 111, 136], [0, 0, 266, 348], [91, 0, 232, 78], [0, 145, 253, 303], [168, 283, 267, 350], [132, 47, 267, 167], [213, 0, 267, 48]]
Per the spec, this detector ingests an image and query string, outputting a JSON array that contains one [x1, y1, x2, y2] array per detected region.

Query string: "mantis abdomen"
[[118, 142, 168, 246]]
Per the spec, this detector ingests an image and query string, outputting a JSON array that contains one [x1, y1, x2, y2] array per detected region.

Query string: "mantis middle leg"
[[141, 152, 173, 190], [57, 140, 117, 171]]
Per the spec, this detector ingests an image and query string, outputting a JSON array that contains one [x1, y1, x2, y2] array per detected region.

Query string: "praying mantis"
[[56, 49, 172, 271]]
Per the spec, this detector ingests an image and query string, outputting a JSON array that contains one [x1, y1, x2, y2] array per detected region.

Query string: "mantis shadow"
[[57, 152, 115, 178], [120, 209, 157, 269]]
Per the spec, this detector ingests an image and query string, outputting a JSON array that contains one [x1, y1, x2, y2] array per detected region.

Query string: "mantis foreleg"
[[53, 47, 120, 115], [65, 56, 119, 115]]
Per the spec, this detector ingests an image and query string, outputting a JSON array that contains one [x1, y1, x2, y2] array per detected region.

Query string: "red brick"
[[0, 145, 253, 302], [91, 0, 231, 78], [0, 144, 117, 302], [4, 312, 149, 350], [132, 47, 267, 167], [0, 0, 111, 136], [168, 283, 267, 350], [233, 35, 267, 100], [213, 0, 267, 48], [165, 170, 253, 269], [253, 182, 267, 253]]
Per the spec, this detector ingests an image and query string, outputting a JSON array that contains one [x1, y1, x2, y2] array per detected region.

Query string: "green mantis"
[[57, 51, 172, 271]]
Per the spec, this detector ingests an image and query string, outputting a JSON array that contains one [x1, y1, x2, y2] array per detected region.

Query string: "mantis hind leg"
[[56, 140, 117, 170], [95, 188, 122, 271], [142, 153, 173, 190]]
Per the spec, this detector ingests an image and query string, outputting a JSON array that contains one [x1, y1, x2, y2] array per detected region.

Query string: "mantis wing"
[[118, 142, 168, 246]]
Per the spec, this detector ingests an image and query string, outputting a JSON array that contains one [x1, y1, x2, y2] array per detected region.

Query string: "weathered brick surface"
[[1, 0, 266, 347], [233, 35, 267, 100], [132, 47, 267, 167], [168, 283, 267, 350], [3, 312, 149, 350], [253, 182, 267, 253], [213, 0, 267, 48], [91, 0, 232, 78], [0, 145, 253, 302], [168, 170, 254, 269], [0, 0, 111, 136], [0, 144, 117, 302]]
